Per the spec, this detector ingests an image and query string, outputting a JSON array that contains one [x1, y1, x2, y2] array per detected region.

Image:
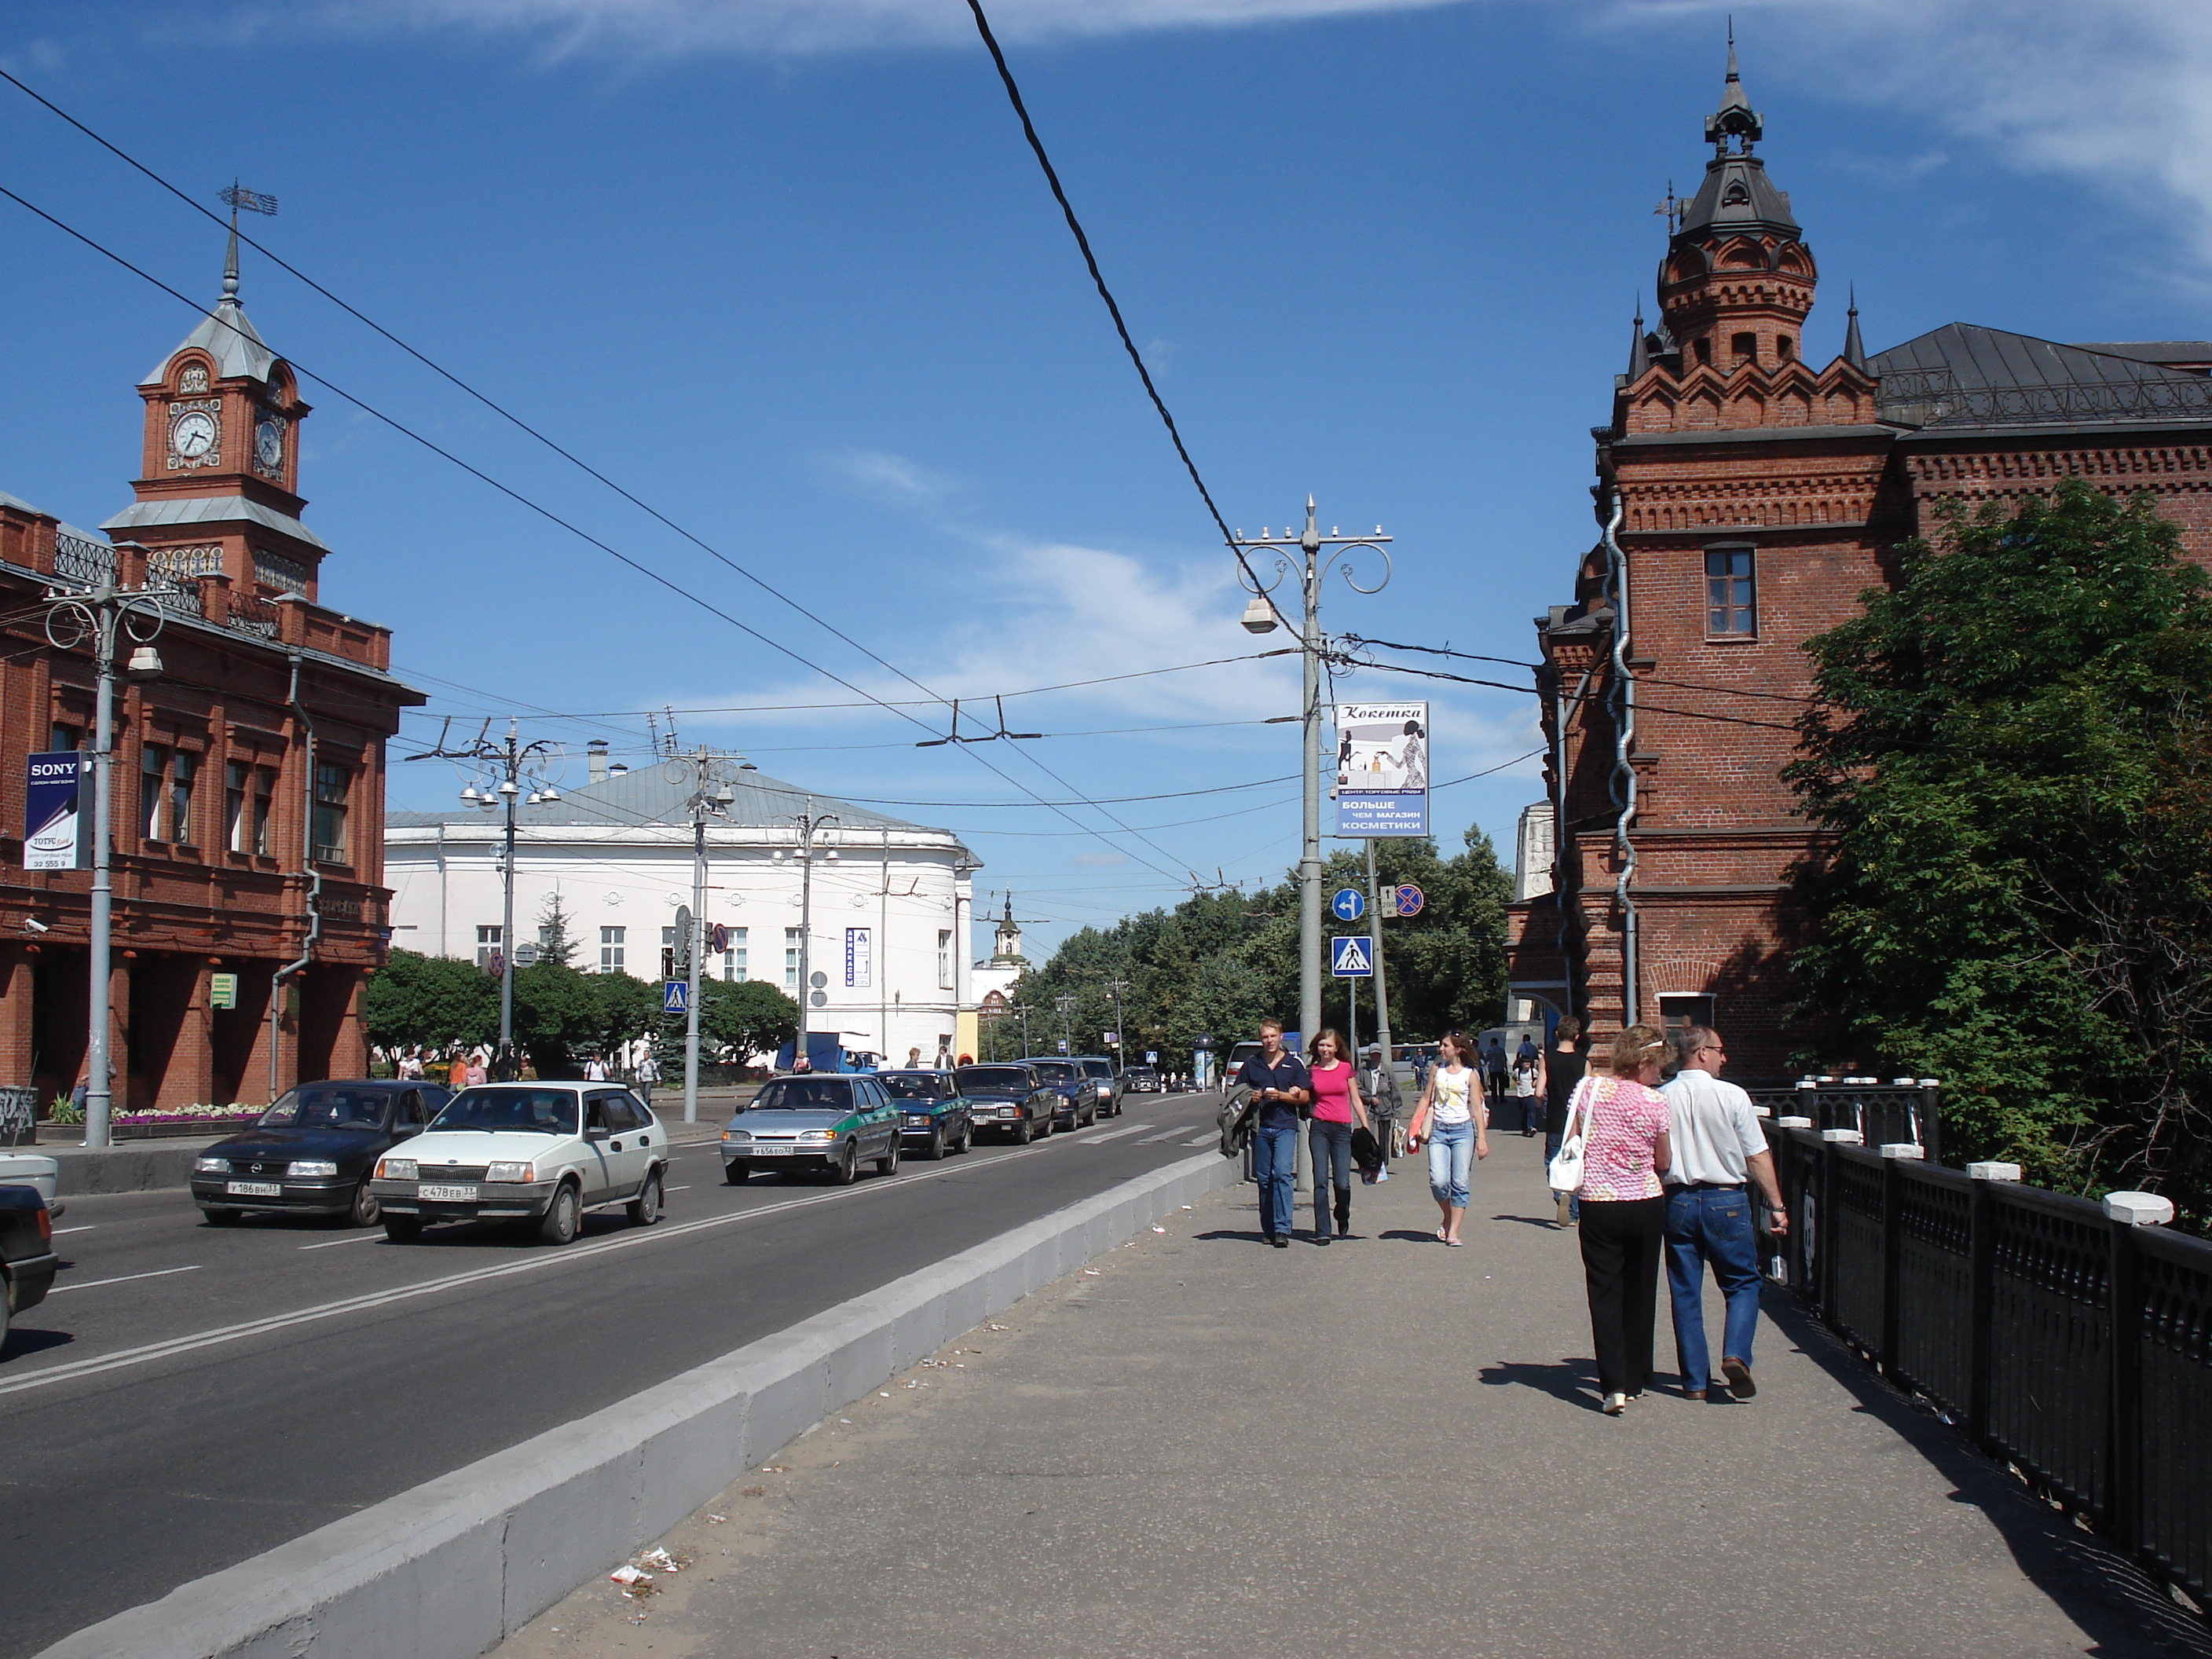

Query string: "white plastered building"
[[385, 759, 979, 1064]]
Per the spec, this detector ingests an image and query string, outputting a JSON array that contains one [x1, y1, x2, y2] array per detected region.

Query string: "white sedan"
[[369, 1083, 666, 1245]]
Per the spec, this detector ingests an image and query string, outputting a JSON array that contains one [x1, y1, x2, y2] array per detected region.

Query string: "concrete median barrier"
[[36, 1149, 1240, 1659]]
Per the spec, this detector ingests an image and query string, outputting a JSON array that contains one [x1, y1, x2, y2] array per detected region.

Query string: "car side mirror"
[[585, 1125, 610, 1142], [394, 1124, 419, 1138]]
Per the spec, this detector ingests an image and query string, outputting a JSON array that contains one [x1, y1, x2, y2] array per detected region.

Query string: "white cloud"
[[1604, 0, 2212, 266], [302, 0, 1466, 55], [820, 447, 955, 502]]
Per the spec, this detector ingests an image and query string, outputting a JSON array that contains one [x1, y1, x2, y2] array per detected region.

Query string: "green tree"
[[510, 961, 601, 1075], [1788, 480, 2212, 1213], [361, 950, 496, 1052], [698, 979, 800, 1064], [588, 973, 663, 1060], [533, 892, 579, 969]]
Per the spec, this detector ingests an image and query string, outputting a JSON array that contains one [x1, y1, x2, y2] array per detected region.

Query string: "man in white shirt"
[[1659, 1027, 1788, 1402]]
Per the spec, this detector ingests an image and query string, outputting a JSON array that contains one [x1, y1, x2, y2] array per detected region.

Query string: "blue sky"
[[3, 0, 2207, 956]]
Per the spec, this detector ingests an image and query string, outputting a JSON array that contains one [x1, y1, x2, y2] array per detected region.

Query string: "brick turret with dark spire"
[[1613, 38, 1876, 436]]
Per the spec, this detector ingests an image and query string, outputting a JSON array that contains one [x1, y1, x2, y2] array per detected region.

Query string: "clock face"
[[170, 408, 219, 460], [255, 417, 285, 471]]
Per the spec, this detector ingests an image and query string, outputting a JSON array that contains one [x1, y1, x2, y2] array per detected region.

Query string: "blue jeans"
[[1544, 1131, 1580, 1222], [1426, 1119, 1474, 1209], [1308, 1119, 1352, 1238], [1253, 1121, 1297, 1238], [1664, 1185, 1763, 1388]]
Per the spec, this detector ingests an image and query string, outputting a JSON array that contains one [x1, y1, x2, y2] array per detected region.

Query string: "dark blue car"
[[876, 1071, 976, 1159], [191, 1079, 451, 1227]]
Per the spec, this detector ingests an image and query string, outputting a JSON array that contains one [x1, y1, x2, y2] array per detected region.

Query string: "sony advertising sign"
[[1332, 702, 1429, 837], [24, 751, 86, 870]]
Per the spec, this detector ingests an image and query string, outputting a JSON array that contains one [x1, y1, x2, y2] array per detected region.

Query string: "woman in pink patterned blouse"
[[1563, 1024, 1673, 1414]]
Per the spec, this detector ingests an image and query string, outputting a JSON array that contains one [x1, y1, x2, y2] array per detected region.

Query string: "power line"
[[0, 180, 1201, 886]]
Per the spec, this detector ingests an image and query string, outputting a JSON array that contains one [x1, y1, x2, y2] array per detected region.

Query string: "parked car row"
[[0, 1153, 61, 1348]]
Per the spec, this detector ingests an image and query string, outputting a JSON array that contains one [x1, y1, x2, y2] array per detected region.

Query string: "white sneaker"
[[1602, 1393, 1628, 1415]]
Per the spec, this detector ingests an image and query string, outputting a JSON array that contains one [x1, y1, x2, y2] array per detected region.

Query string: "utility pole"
[[1053, 993, 1077, 1055], [669, 749, 741, 1120], [1232, 496, 1391, 1193], [1102, 978, 1130, 1064], [772, 803, 840, 1069], [409, 720, 558, 1074], [38, 552, 172, 1148]]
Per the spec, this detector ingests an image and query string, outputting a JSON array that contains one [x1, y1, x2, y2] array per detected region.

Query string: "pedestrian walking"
[[464, 1052, 488, 1088], [1484, 1037, 1510, 1105], [1540, 1016, 1591, 1227], [1661, 1026, 1788, 1401], [907, 1046, 923, 1068], [583, 1055, 607, 1083], [397, 1049, 423, 1082], [447, 1052, 470, 1091], [1302, 1030, 1373, 1244], [1405, 1032, 1489, 1246], [635, 1051, 660, 1108], [1569, 1024, 1674, 1415], [1359, 1044, 1403, 1168], [1236, 1017, 1310, 1249]]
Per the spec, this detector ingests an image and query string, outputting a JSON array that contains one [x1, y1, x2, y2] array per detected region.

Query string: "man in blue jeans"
[[1659, 1027, 1789, 1400], [1237, 1018, 1310, 1249]]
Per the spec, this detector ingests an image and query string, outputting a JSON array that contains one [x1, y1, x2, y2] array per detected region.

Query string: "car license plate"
[[420, 1183, 478, 1202], [226, 1180, 283, 1197], [749, 1144, 793, 1157]]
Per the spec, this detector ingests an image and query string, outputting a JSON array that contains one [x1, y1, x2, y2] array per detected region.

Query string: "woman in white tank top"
[[1407, 1032, 1490, 1244]]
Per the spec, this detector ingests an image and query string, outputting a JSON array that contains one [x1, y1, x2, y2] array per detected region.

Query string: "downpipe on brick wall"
[[1602, 491, 1638, 1026], [270, 652, 322, 1102]]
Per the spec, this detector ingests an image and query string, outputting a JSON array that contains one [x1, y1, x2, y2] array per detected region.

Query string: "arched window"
[[1731, 332, 1758, 364]]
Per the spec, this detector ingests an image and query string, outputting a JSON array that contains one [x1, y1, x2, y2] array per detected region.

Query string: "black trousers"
[[1579, 1195, 1667, 1398]]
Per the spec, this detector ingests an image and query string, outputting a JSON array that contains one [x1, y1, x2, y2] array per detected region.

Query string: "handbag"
[[1350, 1124, 1382, 1174], [1547, 1078, 1599, 1192]]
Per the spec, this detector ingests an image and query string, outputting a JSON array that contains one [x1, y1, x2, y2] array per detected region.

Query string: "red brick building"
[[0, 234, 421, 1112], [1507, 50, 2212, 1082]]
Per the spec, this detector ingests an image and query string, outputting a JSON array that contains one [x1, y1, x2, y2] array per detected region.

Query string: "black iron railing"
[[1765, 1125, 2212, 1613], [1745, 1079, 1941, 1160]]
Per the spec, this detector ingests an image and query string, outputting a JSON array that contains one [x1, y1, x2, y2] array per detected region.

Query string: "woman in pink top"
[[1304, 1029, 1372, 1246], [1563, 1024, 1673, 1414]]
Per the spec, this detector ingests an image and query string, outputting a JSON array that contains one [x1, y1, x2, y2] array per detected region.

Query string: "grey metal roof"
[[388, 762, 953, 840], [101, 495, 329, 551], [2071, 342, 2212, 370], [141, 295, 277, 388], [1677, 153, 1799, 242], [1870, 324, 2212, 429], [0, 488, 104, 547]]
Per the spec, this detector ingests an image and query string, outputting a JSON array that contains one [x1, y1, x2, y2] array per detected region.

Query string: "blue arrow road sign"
[[1331, 936, 1375, 977], [1331, 888, 1366, 921], [662, 980, 689, 1015], [1393, 884, 1426, 918]]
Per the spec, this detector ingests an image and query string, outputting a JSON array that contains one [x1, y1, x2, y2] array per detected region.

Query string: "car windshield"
[[750, 1080, 854, 1112], [877, 1073, 946, 1101], [258, 1085, 390, 1130], [427, 1088, 579, 1135], [1028, 1061, 1077, 1084], [1081, 1061, 1111, 1078], [1128, 1068, 1156, 1079], [956, 1067, 1030, 1093]]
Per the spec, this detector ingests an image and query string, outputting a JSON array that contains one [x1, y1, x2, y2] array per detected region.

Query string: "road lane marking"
[[49, 1265, 202, 1294], [298, 1233, 384, 1251], [1077, 1122, 1153, 1144], [667, 1185, 693, 1191], [53, 1225, 96, 1235], [1135, 1127, 1192, 1144], [1184, 1133, 1216, 1146], [0, 1127, 1129, 1401]]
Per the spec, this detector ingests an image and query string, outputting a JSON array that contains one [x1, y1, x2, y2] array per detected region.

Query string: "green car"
[[721, 1075, 902, 1184], [876, 1070, 977, 1160]]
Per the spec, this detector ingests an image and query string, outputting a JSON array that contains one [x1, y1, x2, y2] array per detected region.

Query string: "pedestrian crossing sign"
[[1331, 935, 1374, 977], [662, 980, 689, 1015]]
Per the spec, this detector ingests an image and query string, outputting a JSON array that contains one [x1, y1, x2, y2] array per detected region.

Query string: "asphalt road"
[[0, 1089, 1225, 1657]]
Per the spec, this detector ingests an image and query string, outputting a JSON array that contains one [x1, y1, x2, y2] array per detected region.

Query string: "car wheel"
[[537, 1181, 581, 1245], [347, 1179, 381, 1228], [926, 1128, 946, 1161], [383, 1215, 424, 1243], [1013, 1114, 1034, 1145], [627, 1170, 663, 1226], [0, 1290, 9, 1353], [875, 1139, 900, 1176], [202, 1207, 242, 1227], [723, 1162, 749, 1185], [830, 1142, 859, 1185], [957, 1119, 973, 1154]]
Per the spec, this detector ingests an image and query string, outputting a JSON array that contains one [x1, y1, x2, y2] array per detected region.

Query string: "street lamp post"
[[668, 749, 742, 1120], [1102, 977, 1129, 1062], [39, 555, 172, 1149], [408, 720, 558, 1073], [1054, 993, 1077, 1056], [772, 805, 840, 1070], [1232, 496, 1391, 1189]]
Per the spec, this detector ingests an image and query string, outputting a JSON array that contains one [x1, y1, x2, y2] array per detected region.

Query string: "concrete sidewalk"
[[495, 1140, 2211, 1659]]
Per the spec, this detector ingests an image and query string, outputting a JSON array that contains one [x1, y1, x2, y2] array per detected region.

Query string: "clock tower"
[[101, 223, 324, 603]]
